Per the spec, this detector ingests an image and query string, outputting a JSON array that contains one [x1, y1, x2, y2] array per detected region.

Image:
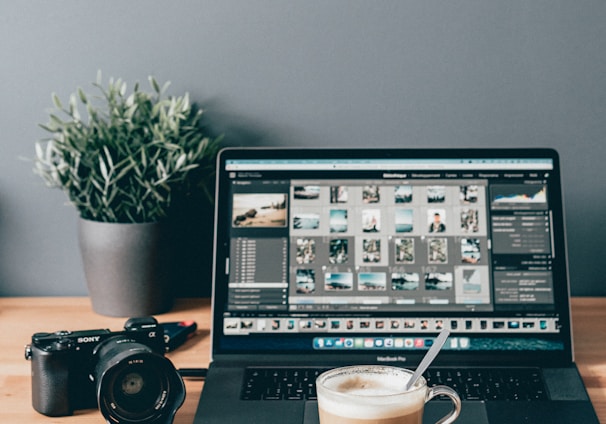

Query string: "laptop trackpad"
[[304, 401, 488, 424]]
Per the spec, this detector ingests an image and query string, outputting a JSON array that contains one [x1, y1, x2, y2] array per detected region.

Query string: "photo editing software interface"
[[220, 157, 564, 352]]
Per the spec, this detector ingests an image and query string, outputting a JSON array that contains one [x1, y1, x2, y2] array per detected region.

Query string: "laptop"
[[194, 147, 599, 424]]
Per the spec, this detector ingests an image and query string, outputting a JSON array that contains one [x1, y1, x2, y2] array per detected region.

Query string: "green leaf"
[[99, 159, 109, 181], [140, 147, 147, 168], [175, 153, 186, 169], [149, 76, 160, 94], [34, 142, 44, 160], [69, 94, 80, 120], [103, 146, 114, 170], [77, 88, 88, 104], [52, 93, 63, 110], [38, 123, 57, 133]]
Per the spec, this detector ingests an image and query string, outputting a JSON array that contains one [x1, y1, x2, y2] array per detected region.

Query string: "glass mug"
[[316, 365, 461, 424]]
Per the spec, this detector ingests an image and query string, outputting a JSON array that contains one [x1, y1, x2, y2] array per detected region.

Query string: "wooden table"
[[1, 297, 604, 423]]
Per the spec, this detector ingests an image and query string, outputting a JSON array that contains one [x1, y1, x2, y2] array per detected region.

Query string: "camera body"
[[25, 317, 185, 423]]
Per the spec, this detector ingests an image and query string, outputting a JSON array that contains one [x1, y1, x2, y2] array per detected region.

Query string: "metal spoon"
[[406, 329, 451, 390]]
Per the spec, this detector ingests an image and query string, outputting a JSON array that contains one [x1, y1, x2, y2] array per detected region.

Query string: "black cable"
[[178, 368, 208, 379]]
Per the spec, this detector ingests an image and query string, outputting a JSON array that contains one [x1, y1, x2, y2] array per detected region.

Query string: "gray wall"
[[1, 1, 605, 297]]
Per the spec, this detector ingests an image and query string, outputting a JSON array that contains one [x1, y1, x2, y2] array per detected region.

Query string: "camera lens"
[[121, 371, 145, 396], [110, 363, 163, 418], [94, 337, 185, 423]]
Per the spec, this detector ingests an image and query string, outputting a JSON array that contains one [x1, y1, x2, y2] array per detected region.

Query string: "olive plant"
[[34, 72, 221, 223]]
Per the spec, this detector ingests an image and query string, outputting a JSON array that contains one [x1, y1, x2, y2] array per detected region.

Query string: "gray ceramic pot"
[[78, 218, 173, 317]]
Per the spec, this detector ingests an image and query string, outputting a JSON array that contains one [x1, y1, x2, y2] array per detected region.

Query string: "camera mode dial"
[[53, 338, 73, 351]]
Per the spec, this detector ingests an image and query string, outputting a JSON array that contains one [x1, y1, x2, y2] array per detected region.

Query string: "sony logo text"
[[77, 336, 101, 343]]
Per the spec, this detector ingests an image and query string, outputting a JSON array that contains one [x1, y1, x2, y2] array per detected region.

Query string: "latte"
[[317, 368, 426, 424]]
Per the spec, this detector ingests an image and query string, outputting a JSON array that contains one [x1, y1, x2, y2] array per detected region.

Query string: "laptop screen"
[[211, 148, 572, 363]]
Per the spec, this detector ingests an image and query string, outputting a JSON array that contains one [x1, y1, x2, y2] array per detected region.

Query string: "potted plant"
[[34, 72, 221, 316]]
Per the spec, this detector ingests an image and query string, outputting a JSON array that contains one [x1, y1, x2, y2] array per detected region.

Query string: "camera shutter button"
[[54, 330, 72, 336]]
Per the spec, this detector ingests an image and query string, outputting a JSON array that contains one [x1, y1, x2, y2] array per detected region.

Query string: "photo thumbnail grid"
[[288, 181, 491, 306]]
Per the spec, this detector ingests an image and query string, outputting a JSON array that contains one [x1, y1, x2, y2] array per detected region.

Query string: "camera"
[[25, 317, 185, 423]]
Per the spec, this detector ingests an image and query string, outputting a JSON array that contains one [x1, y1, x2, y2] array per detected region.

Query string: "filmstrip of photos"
[[291, 183, 486, 297], [224, 315, 559, 335]]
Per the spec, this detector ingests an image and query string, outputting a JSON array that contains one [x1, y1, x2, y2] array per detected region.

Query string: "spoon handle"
[[406, 329, 450, 390]]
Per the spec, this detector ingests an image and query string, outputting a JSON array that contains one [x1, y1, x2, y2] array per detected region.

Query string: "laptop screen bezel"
[[210, 147, 573, 367]]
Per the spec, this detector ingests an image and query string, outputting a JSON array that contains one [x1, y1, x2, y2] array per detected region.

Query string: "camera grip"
[[30, 345, 73, 416]]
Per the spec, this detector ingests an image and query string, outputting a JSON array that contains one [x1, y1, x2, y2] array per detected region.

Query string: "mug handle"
[[426, 385, 462, 424]]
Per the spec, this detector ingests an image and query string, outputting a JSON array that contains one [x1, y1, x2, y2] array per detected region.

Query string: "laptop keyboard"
[[424, 368, 547, 401], [240, 367, 548, 401], [242, 368, 328, 400]]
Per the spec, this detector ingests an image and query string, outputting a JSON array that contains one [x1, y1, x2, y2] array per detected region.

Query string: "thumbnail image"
[[428, 238, 448, 263], [362, 238, 381, 263], [425, 272, 453, 290], [325, 273, 353, 291], [391, 272, 420, 290], [330, 186, 348, 203], [394, 185, 413, 203], [329, 239, 348, 264], [300, 320, 313, 329], [225, 319, 238, 330], [460, 209, 479, 233], [241, 321, 254, 330], [363, 185, 380, 203], [232, 194, 287, 227], [394, 238, 414, 263], [427, 186, 445, 203], [461, 238, 481, 264], [294, 186, 320, 200], [462, 269, 482, 294], [296, 269, 315, 294], [395, 209, 414, 233], [329, 209, 348, 233], [293, 213, 320, 230], [358, 272, 387, 291], [296, 238, 315, 264], [362, 209, 381, 232], [460, 185, 479, 203], [428, 209, 446, 233]]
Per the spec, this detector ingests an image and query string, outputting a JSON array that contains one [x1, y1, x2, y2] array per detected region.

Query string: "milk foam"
[[319, 373, 425, 419]]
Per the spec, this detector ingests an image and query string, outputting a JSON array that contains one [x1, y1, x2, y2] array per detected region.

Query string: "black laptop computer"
[[194, 147, 599, 424]]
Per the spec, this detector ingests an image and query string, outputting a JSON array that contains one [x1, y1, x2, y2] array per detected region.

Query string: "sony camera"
[[25, 317, 185, 423]]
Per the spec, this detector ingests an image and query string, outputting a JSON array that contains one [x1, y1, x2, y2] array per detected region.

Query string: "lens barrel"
[[94, 337, 185, 424]]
